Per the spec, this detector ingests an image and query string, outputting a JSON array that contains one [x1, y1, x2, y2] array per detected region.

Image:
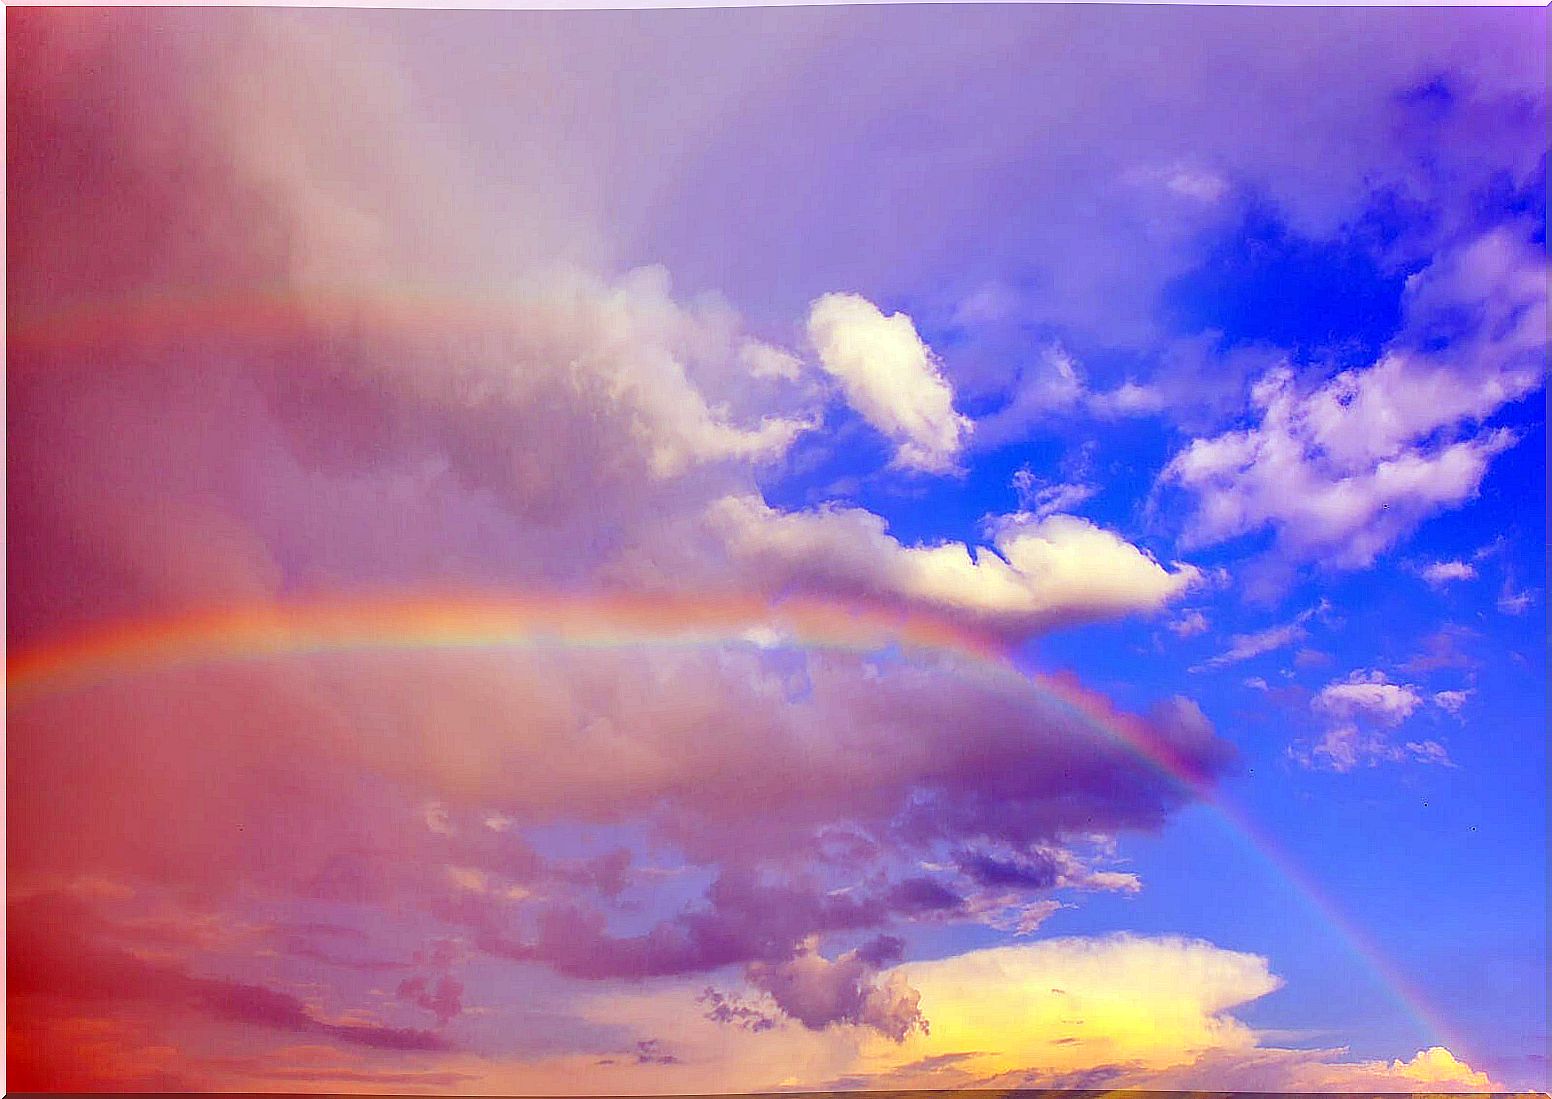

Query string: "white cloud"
[[1132, 1043, 1495, 1093], [10, 14, 1532, 1096], [1163, 365, 1517, 569], [1498, 577, 1537, 615], [1196, 622, 1306, 670], [1417, 559, 1477, 587], [1473, 535, 1509, 561], [1432, 689, 1471, 715], [1160, 228, 1546, 570], [1087, 379, 1169, 419], [808, 292, 970, 473], [1313, 669, 1422, 726], [951, 282, 1018, 327], [740, 340, 805, 382], [1127, 161, 1231, 206], [1294, 726, 1455, 773], [1194, 601, 1334, 671], [1294, 670, 1458, 772], [707, 495, 1200, 634], [1011, 467, 1097, 519], [972, 897, 1066, 936], [1167, 609, 1210, 638], [1402, 739, 1454, 767], [1162, 167, 1230, 204]]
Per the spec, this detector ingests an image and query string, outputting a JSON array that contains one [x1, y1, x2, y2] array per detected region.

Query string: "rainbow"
[[6, 589, 1010, 703], [6, 587, 1460, 1057], [8, 288, 1465, 1061], [8, 283, 596, 364]]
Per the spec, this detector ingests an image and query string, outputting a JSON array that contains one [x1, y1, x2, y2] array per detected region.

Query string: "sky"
[[5, 4, 1547, 1093]]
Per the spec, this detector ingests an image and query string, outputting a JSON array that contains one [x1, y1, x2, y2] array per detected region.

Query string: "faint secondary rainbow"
[[9, 284, 617, 364], [7, 588, 1459, 1054]]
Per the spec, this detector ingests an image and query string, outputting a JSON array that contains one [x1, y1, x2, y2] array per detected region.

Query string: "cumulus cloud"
[[10, 630, 1236, 1078], [808, 292, 971, 473], [1110, 1043, 1497, 1093], [1313, 669, 1423, 725], [9, 9, 1207, 655], [540, 932, 1497, 1095], [1294, 670, 1454, 772], [1159, 227, 1547, 570], [13, 14, 1139, 1081], [18, 907, 1500, 1094], [706, 496, 1201, 635]]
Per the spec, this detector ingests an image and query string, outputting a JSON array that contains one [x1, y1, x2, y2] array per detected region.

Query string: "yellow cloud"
[[895, 933, 1277, 1079], [394, 934, 1499, 1096]]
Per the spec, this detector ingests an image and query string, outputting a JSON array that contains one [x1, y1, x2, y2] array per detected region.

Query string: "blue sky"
[[744, 182, 1548, 1082]]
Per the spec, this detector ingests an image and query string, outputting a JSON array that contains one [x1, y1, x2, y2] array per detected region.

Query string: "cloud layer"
[[7, 11, 1231, 1087]]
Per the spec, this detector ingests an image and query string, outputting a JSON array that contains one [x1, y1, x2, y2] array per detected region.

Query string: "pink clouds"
[[745, 936, 927, 1041], [9, 639, 1233, 945], [9, 6, 1523, 1092], [396, 975, 464, 1026], [11, 7, 1202, 648], [8, 891, 453, 1091]]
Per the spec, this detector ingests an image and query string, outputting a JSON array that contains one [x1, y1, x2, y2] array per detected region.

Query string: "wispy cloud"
[[1194, 602, 1329, 671], [1498, 577, 1538, 616], [1011, 466, 1098, 519], [1167, 609, 1210, 638]]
